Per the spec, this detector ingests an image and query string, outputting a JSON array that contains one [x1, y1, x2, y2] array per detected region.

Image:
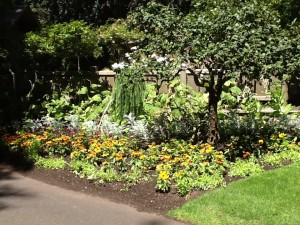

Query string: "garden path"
[[0, 165, 186, 225]]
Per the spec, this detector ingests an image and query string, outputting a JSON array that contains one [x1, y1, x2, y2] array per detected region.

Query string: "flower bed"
[[2, 126, 300, 196]]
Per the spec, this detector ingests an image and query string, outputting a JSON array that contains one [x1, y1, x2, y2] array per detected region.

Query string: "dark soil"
[[0, 147, 203, 215], [0, 146, 280, 216]]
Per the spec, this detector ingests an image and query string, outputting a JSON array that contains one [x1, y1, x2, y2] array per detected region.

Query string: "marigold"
[[139, 155, 146, 160], [279, 133, 286, 138], [87, 151, 97, 159], [70, 151, 79, 159], [164, 155, 172, 162], [203, 161, 209, 166], [115, 152, 123, 161], [159, 171, 169, 180]]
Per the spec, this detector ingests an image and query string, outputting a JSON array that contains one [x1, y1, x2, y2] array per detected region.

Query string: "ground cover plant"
[[169, 162, 300, 225]]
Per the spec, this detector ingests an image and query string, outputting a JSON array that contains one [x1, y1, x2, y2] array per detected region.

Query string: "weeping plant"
[[112, 65, 146, 122]]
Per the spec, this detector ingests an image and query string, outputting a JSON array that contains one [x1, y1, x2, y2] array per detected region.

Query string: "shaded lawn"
[[169, 163, 300, 225]]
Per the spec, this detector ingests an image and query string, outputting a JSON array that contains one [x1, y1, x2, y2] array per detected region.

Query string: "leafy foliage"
[[25, 20, 102, 71], [228, 158, 263, 177], [99, 19, 145, 64], [112, 65, 146, 121], [35, 157, 67, 169], [128, 0, 300, 144], [25, 0, 131, 25], [144, 79, 208, 142]]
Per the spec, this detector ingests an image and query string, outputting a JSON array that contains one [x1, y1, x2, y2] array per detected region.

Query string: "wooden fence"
[[33, 69, 300, 104]]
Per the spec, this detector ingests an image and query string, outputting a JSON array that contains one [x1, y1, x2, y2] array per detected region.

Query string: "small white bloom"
[[125, 53, 131, 58], [181, 63, 187, 68], [111, 63, 119, 70], [130, 46, 138, 50], [82, 121, 96, 131], [111, 62, 126, 70], [150, 53, 158, 59], [157, 57, 166, 63]]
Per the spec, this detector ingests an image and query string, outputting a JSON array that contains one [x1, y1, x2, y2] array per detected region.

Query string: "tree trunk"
[[207, 71, 224, 145], [208, 89, 220, 145]]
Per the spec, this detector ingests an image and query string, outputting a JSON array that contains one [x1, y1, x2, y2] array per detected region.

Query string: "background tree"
[[25, 20, 102, 71], [128, 0, 300, 144], [23, 0, 192, 25], [99, 19, 145, 66], [274, 0, 300, 26], [24, 0, 131, 25]]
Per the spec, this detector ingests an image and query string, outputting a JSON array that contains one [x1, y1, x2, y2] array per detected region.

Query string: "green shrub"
[[35, 157, 67, 169], [229, 158, 263, 177]]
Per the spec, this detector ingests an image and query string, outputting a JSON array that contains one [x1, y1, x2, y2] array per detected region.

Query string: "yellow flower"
[[45, 140, 54, 147], [87, 151, 97, 159], [279, 133, 286, 138], [115, 152, 123, 161], [202, 161, 209, 166], [201, 143, 214, 154], [164, 155, 172, 162], [156, 164, 163, 171], [70, 151, 79, 159], [132, 150, 142, 157], [21, 140, 33, 147], [173, 171, 183, 178], [163, 164, 172, 170], [258, 139, 264, 144], [139, 155, 146, 160], [102, 152, 110, 157], [159, 171, 169, 180]]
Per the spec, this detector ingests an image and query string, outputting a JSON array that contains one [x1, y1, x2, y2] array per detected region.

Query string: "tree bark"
[[208, 88, 220, 145], [207, 71, 224, 145]]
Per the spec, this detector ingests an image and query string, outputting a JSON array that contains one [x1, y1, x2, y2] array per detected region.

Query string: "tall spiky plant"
[[112, 65, 146, 122]]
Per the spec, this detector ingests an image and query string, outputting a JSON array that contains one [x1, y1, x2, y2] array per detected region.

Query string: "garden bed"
[[1, 132, 298, 216]]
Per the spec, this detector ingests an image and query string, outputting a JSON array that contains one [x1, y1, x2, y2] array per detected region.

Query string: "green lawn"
[[169, 163, 300, 225]]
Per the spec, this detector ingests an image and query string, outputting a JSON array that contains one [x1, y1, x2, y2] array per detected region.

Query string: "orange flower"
[[243, 151, 251, 159], [163, 155, 172, 162]]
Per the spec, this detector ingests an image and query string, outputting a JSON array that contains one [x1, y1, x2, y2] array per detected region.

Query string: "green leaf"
[[91, 94, 102, 102], [230, 86, 242, 96], [77, 86, 88, 95]]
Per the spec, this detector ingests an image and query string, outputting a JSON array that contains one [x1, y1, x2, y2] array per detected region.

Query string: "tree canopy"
[[127, 0, 300, 144], [25, 20, 102, 71]]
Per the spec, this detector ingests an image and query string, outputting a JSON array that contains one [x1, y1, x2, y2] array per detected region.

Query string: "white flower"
[[150, 53, 158, 59], [82, 121, 96, 131], [157, 57, 166, 63], [130, 46, 138, 50], [125, 53, 131, 58], [181, 63, 187, 68], [111, 62, 126, 70]]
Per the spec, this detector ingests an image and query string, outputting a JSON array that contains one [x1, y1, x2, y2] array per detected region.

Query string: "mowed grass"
[[168, 163, 300, 225]]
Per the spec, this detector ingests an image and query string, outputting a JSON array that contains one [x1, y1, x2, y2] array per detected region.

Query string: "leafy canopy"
[[25, 20, 102, 70], [127, 0, 300, 143]]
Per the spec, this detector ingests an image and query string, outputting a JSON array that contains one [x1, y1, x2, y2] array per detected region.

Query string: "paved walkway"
[[0, 166, 186, 225]]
